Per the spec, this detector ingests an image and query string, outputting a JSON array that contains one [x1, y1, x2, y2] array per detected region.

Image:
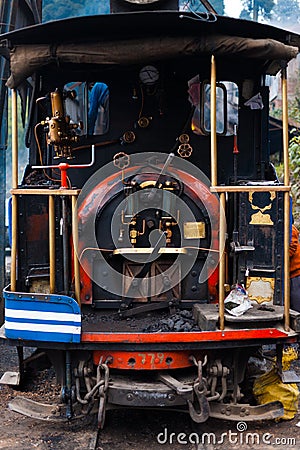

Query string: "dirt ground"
[[0, 344, 300, 449]]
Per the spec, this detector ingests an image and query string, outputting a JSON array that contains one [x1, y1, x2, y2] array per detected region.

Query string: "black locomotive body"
[[1, 0, 300, 427]]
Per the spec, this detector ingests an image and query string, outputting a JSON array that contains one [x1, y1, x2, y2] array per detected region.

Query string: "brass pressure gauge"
[[139, 65, 159, 86]]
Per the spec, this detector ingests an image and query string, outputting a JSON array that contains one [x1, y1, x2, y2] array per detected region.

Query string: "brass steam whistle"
[[44, 89, 81, 159]]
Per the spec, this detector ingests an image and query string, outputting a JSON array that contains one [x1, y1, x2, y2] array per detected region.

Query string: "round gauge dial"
[[139, 65, 160, 85]]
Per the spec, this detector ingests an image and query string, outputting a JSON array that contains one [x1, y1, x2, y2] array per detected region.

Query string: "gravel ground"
[[0, 343, 300, 449]]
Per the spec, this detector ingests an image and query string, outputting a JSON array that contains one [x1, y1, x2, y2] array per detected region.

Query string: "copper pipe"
[[219, 192, 226, 330], [282, 67, 290, 331], [210, 55, 217, 186], [49, 195, 56, 294], [72, 195, 81, 305], [10, 195, 17, 291]]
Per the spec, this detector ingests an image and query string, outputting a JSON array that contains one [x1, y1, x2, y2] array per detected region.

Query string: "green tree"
[[272, 0, 300, 25], [43, 1, 226, 21], [179, 1, 225, 15], [210, 0, 225, 14], [6, 93, 28, 194], [240, 0, 274, 21], [42, 0, 109, 22]]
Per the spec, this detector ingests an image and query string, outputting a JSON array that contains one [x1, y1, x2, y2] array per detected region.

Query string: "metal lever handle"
[[32, 145, 95, 188]]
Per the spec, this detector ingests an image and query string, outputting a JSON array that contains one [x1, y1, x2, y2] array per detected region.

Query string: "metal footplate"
[[0, 371, 20, 386], [209, 400, 284, 421], [8, 397, 69, 422], [280, 370, 300, 383]]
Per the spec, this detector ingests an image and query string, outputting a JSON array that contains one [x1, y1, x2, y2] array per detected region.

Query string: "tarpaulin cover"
[[6, 34, 299, 88], [253, 347, 299, 420]]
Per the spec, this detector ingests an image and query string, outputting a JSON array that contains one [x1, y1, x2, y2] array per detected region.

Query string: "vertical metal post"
[[282, 67, 290, 331], [65, 350, 73, 419], [210, 55, 217, 187], [210, 54, 225, 329], [72, 195, 81, 305], [11, 90, 18, 190], [49, 195, 56, 294], [219, 192, 226, 330], [3, 0, 42, 301], [62, 196, 70, 295], [0, 1, 12, 306], [10, 89, 18, 291]]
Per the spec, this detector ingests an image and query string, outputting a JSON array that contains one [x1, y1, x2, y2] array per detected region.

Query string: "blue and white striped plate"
[[4, 289, 81, 343]]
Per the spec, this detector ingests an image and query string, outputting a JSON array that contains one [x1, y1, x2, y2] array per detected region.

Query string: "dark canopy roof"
[[1, 11, 299, 88]]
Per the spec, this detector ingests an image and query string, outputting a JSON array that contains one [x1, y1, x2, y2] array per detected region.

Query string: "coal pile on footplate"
[[142, 309, 200, 332]]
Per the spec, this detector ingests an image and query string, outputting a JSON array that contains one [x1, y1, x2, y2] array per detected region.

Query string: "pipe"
[[10, 89, 18, 291], [284, 191, 290, 331], [282, 68, 289, 186], [12, 89, 18, 189], [282, 67, 290, 331], [62, 196, 70, 295], [49, 195, 56, 294], [219, 192, 226, 330], [10, 195, 17, 291], [210, 55, 217, 186], [72, 195, 81, 305]]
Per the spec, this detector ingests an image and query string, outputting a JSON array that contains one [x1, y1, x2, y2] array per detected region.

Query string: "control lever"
[[32, 145, 95, 188]]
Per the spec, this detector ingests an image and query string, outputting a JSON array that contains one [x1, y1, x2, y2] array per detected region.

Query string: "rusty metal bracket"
[[209, 400, 284, 421], [157, 372, 193, 397], [8, 397, 83, 422]]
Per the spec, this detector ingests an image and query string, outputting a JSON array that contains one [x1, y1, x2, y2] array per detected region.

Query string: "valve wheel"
[[178, 143, 193, 158], [113, 152, 130, 169]]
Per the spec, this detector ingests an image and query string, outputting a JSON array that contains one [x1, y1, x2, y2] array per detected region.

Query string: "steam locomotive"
[[1, 0, 300, 427]]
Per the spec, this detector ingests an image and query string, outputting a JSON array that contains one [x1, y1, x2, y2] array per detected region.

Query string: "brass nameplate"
[[184, 222, 205, 239], [246, 276, 275, 304]]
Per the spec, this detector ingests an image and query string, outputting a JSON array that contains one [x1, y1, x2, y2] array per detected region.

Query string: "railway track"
[[89, 428, 101, 450]]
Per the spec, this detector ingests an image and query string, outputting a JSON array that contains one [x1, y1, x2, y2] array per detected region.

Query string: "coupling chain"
[[74, 359, 110, 406], [97, 362, 110, 398], [190, 355, 207, 392], [97, 362, 110, 429]]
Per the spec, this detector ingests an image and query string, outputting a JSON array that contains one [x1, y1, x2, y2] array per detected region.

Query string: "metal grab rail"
[[32, 145, 95, 189], [209, 59, 291, 332]]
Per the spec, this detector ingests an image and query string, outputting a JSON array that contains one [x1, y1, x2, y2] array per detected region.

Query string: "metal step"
[[280, 370, 300, 384], [8, 396, 66, 422], [0, 371, 20, 386]]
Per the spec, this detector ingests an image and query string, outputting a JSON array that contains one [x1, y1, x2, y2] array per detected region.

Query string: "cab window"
[[188, 76, 238, 136], [64, 81, 109, 136]]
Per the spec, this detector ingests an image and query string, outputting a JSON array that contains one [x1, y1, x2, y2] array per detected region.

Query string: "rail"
[[9, 58, 292, 329], [209, 61, 291, 332]]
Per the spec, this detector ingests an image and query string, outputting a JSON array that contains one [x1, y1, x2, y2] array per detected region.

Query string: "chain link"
[[74, 359, 110, 406]]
